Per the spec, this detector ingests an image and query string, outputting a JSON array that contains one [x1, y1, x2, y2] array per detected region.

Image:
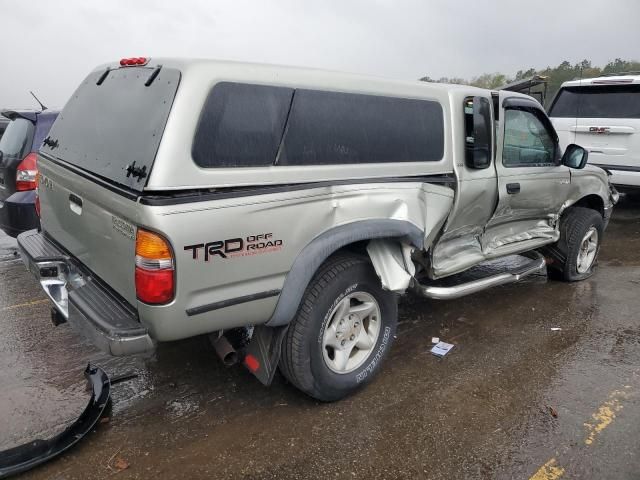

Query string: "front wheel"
[[279, 254, 397, 401], [544, 207, 604, 282]]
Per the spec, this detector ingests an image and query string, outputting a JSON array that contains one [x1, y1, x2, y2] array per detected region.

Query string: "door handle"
[[506, 183, 520, 194], [69, 193, 83, 207], [69, 193, 83, 215]]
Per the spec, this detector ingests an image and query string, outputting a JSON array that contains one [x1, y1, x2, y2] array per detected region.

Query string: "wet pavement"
[[1, 196, 639, 479]]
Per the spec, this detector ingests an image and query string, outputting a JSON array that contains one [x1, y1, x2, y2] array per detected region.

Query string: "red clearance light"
[[119, 57, 148, 67], [16, 153, 38, 191]]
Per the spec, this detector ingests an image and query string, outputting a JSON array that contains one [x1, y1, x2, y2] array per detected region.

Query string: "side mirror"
[[562, 144, 588, 169]]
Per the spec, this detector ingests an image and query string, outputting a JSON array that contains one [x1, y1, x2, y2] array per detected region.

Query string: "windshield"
[[41, 66, 180, 192]]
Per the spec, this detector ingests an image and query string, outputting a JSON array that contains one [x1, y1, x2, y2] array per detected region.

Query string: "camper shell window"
[[192, 84, 445, 168]]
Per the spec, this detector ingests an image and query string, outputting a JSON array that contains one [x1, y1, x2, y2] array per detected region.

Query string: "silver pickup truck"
[[18, 58, 617, 401]]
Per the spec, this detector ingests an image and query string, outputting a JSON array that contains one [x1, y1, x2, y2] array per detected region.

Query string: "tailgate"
[[38, 155, 139, 305], [34, 62, 181, 305], [572, 121, 639, 168]]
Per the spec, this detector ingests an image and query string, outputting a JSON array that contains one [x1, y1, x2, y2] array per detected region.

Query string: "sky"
[[1, 0, 639, 109]]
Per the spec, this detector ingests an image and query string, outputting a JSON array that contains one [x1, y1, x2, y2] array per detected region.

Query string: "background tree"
[[420, 58, 640, 107]]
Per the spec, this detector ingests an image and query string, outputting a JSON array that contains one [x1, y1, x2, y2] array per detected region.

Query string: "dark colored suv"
[[0, 109, 58, 237]]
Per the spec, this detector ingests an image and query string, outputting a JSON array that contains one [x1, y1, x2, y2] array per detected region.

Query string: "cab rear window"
[[41, 67, 180, 192], [549, 84, 640, 119]]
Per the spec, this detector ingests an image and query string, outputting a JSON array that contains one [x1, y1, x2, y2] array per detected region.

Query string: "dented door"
[[483, 94, 569, 253]]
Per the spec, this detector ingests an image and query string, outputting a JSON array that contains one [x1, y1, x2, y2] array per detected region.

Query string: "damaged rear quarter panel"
[[137, 182, 453, 341]]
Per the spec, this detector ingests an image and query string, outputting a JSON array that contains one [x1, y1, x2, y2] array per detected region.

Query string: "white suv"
[[549, 74, 640, 192]]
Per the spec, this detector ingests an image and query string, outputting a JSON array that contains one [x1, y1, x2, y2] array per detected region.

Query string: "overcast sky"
[[1, 0, 638, 108]]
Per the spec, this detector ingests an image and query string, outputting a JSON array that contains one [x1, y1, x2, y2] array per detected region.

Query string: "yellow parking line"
[[584, 388, 629, 446], [1, 298, 48, 311], [529, 458, 565, 480], [530, 386, 632, 479]]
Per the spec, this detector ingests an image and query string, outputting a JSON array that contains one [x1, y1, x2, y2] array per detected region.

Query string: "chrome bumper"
[[17, 230, 155, 356]]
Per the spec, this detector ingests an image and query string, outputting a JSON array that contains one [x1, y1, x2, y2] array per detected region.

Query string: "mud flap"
[[0, 364, 110, 479], [242, 325, 289, 386]]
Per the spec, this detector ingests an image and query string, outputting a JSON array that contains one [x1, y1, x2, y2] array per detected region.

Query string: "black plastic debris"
[[0, 364, 110, 479]]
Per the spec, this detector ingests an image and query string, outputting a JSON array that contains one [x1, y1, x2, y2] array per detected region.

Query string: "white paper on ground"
[[431, 337, 440, 344], [431, 341, 454, 357]]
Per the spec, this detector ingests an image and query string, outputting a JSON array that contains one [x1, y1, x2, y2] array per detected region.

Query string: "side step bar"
[[412, 253, 546, 300]]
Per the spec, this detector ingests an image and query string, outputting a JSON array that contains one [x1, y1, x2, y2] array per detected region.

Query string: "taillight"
[[16, 153, 38, 191], [135, 229, 175, 304]]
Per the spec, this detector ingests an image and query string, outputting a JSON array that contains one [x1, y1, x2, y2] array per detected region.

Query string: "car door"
[[482, 93, 570, 253]]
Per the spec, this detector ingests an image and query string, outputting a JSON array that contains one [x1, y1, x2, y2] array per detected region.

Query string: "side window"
[[278, 90, 444, 165], [464, 96, 492, 169], [192, 82, 294, 168], [503, 109, 556, 167]]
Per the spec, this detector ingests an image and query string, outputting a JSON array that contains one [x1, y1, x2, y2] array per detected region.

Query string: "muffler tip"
[[211, 335, 238, 366], [222, 351, 238, 366]]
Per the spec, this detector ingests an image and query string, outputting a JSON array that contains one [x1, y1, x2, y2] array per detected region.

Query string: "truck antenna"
[[29, 91, 47, 111]]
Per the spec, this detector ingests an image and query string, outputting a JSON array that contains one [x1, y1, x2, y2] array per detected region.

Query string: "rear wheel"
[[279, 253, 397, 401], [543, 207, 604, 282]]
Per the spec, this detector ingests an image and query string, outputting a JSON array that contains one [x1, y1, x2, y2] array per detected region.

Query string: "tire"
[[279, 253, 398, 401], [543, 207, 604, 282]]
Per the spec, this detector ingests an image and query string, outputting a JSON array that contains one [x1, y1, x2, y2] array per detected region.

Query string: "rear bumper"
[[17, 229, 155, 356], [610, 170, 640, 189], [591, 165, 640, 189], [0, 190, 39, 238]]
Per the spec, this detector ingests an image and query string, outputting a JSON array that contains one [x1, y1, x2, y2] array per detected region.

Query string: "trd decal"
[[184, 233, 283, 261]]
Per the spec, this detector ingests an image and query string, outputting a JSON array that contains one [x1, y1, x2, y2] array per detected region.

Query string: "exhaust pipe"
[[211, 335, 239, 366]]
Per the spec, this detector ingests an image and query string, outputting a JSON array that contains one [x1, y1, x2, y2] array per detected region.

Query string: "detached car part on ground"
[[0, 365, 110, 479], [18, 57, 618, 402], [0, 109, 58, 237]]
